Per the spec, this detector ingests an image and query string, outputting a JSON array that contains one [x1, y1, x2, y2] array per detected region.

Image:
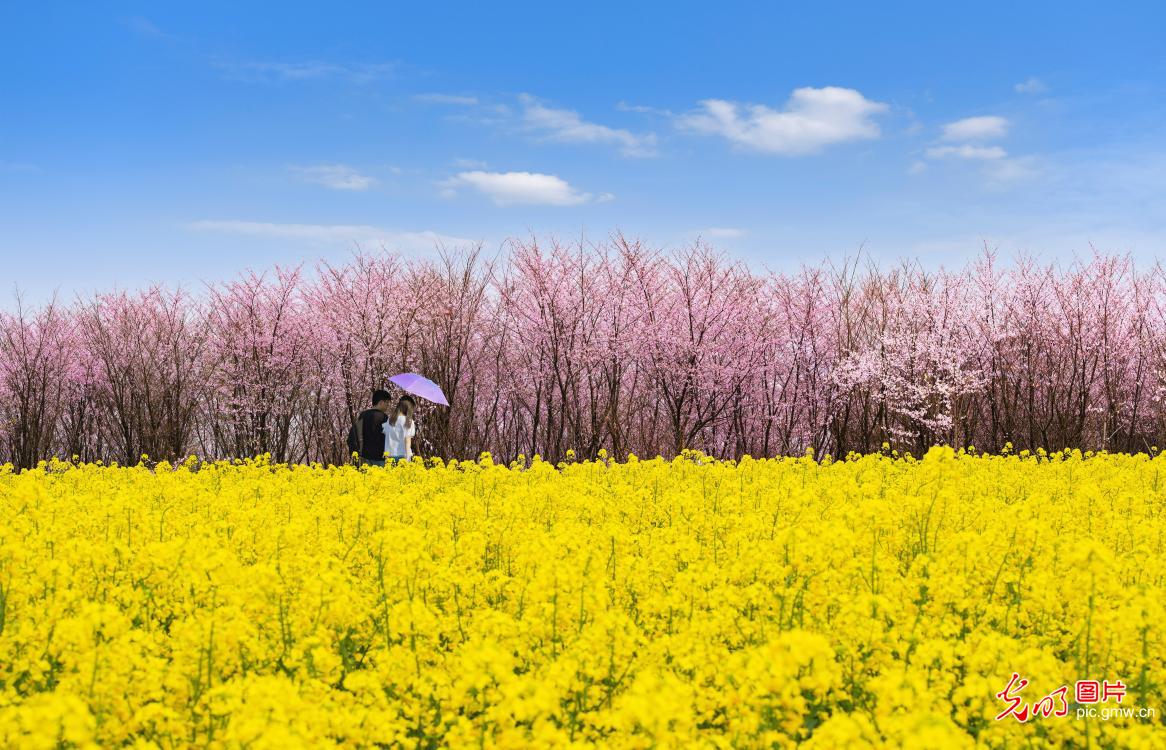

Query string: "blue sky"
[[3, 1, 1166, 303]]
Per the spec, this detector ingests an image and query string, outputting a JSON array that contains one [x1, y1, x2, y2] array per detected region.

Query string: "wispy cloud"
[[185, 220, 473, 252], [413, 93, 479, 106], [218, 60, 397, 83], [983, 156, 1041, 186], [519, 95, 657, 157], [925, 114, 1036, 185], [940, 115, 1009, 141], [616, 101, 674, 117], [439, 170, 602, 206], [442, 105, 513, 128], [1015, 77, 1049, 95], [121, 16, 167, 39], [452, 158, 488, 169], [926, 144, 1007, 160], [701, 227, 746, 239], [290, 164, 378, 191], [676, 86, 888, 155]]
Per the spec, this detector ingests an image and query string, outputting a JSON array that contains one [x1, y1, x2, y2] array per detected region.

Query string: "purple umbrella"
[[389, 373, 450, 406]]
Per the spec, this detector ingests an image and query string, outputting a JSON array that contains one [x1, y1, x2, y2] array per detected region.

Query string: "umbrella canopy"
[[389, 373, 450, 406]]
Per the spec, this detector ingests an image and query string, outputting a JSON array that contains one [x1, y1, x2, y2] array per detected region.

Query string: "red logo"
[[996, 673, 1127, 722]]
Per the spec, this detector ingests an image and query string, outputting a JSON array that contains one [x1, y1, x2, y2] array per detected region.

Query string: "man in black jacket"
[[349, 389, 392, 466]]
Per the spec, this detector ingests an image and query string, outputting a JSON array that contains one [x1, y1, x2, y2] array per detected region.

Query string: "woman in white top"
[[382, 395, 416, 462]]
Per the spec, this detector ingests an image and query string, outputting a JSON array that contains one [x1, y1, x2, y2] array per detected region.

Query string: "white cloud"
[[940, 115, 1009, 141], [925, 144, 1008, 160], [414, 93, 480, 106], [909, 160, 928, 175], [1015, 77, 1048, 95], [519, 95, 657, 157], [186, 220, 473, 252], [676, 86, 888, 155], [927, 115, 1029, 183], [290, 164, 378, 191], [439, 170, 598, 206]]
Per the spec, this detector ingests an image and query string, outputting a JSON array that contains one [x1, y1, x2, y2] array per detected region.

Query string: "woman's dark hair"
[[391, 395, 416, 429]]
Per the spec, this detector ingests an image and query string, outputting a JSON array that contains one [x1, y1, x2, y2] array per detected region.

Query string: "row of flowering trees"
[[3, 236, 1166, 467]]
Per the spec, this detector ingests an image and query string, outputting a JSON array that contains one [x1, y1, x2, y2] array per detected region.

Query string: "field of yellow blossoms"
[[1, 448, 1164, 748]]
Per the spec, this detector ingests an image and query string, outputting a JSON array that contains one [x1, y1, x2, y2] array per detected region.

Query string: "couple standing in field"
[[350, 389, 416, 466]]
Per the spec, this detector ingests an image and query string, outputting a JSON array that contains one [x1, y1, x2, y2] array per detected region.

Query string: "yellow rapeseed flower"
[[0, 451, 1162, 747]]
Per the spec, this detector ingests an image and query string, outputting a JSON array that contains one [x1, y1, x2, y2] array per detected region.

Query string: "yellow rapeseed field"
[[1, 448, 1163, 748]]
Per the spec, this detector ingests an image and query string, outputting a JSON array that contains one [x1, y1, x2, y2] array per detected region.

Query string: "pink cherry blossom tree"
[[5, 238, 1166, 467]]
